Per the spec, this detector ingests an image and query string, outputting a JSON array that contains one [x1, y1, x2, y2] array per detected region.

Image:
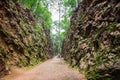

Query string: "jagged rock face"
[[62, 0, 120, 80], [0, 0, 54, 78]]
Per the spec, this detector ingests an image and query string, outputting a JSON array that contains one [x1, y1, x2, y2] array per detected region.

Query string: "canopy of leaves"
[[63, 0, 82, 16], [19, 0, 52, 29], [52, 0, 83, 54]]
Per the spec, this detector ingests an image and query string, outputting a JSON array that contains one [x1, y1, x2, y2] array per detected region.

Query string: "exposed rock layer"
[[62, 0, 120, 80], [0, 0, 54, 78]]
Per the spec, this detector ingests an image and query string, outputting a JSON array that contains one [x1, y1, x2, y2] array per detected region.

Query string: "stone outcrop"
[[0, 0, 54, 78], [62, 0, 120, 79]]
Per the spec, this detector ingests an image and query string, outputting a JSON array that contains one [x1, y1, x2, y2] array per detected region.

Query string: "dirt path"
[[2, 57, 86, 80]]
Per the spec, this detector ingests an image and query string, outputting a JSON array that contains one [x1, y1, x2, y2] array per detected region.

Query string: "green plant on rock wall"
[[9, 0, 15, 9], [108, 22, 118, 32], [20, 20, 28, 28], [73, 64, 80, 70], [86, 72, 103, 80], [33, 23, 42, 33], [0, 47, 8, 64]]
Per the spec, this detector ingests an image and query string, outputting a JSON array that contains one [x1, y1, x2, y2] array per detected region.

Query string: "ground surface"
[[1, 57, 86, 80]]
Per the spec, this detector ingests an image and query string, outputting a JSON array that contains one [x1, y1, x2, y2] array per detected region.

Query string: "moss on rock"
[[0, 0, 54, 78], [62, 0, 120, 80]]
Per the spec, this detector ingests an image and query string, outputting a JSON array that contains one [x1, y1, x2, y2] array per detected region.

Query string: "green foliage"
[[73, 65, 79, 70], [18, 0, 82, 54], [85, 71, 113, 80], [63, 0, 82, 16], [19, 0, 38, 11], [54, 17, 70, 42], [51, 0, 83, 54], [34, 23, 42, 33], [86, 72, 103, 80], [61, 17, 70, 32], [64, 0, 76, 9], [64, 0, 82, 8], [51, 34, 59, 55], [0, 47, 8, 64], [19, 0, 52, 29], [59, 0, 82, 42]]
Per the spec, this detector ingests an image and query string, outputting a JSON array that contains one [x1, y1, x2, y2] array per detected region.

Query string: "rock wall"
[[0, 0, 54, 78], [62, 0, 120, 80]]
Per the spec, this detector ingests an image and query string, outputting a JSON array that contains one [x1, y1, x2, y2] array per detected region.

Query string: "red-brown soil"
[[1, 57, 86, 80]]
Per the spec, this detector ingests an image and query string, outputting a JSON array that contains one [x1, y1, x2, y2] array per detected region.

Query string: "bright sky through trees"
[[48, 0, 64, 34], [18, 0, 82, 54]]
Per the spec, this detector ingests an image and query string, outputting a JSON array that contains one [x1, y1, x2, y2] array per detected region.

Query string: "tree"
[[19, 0, 53, 29]]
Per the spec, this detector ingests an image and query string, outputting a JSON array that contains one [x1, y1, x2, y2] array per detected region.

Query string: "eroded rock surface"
[[0, 0, 54, 78], [62, 0, 120, 80]]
